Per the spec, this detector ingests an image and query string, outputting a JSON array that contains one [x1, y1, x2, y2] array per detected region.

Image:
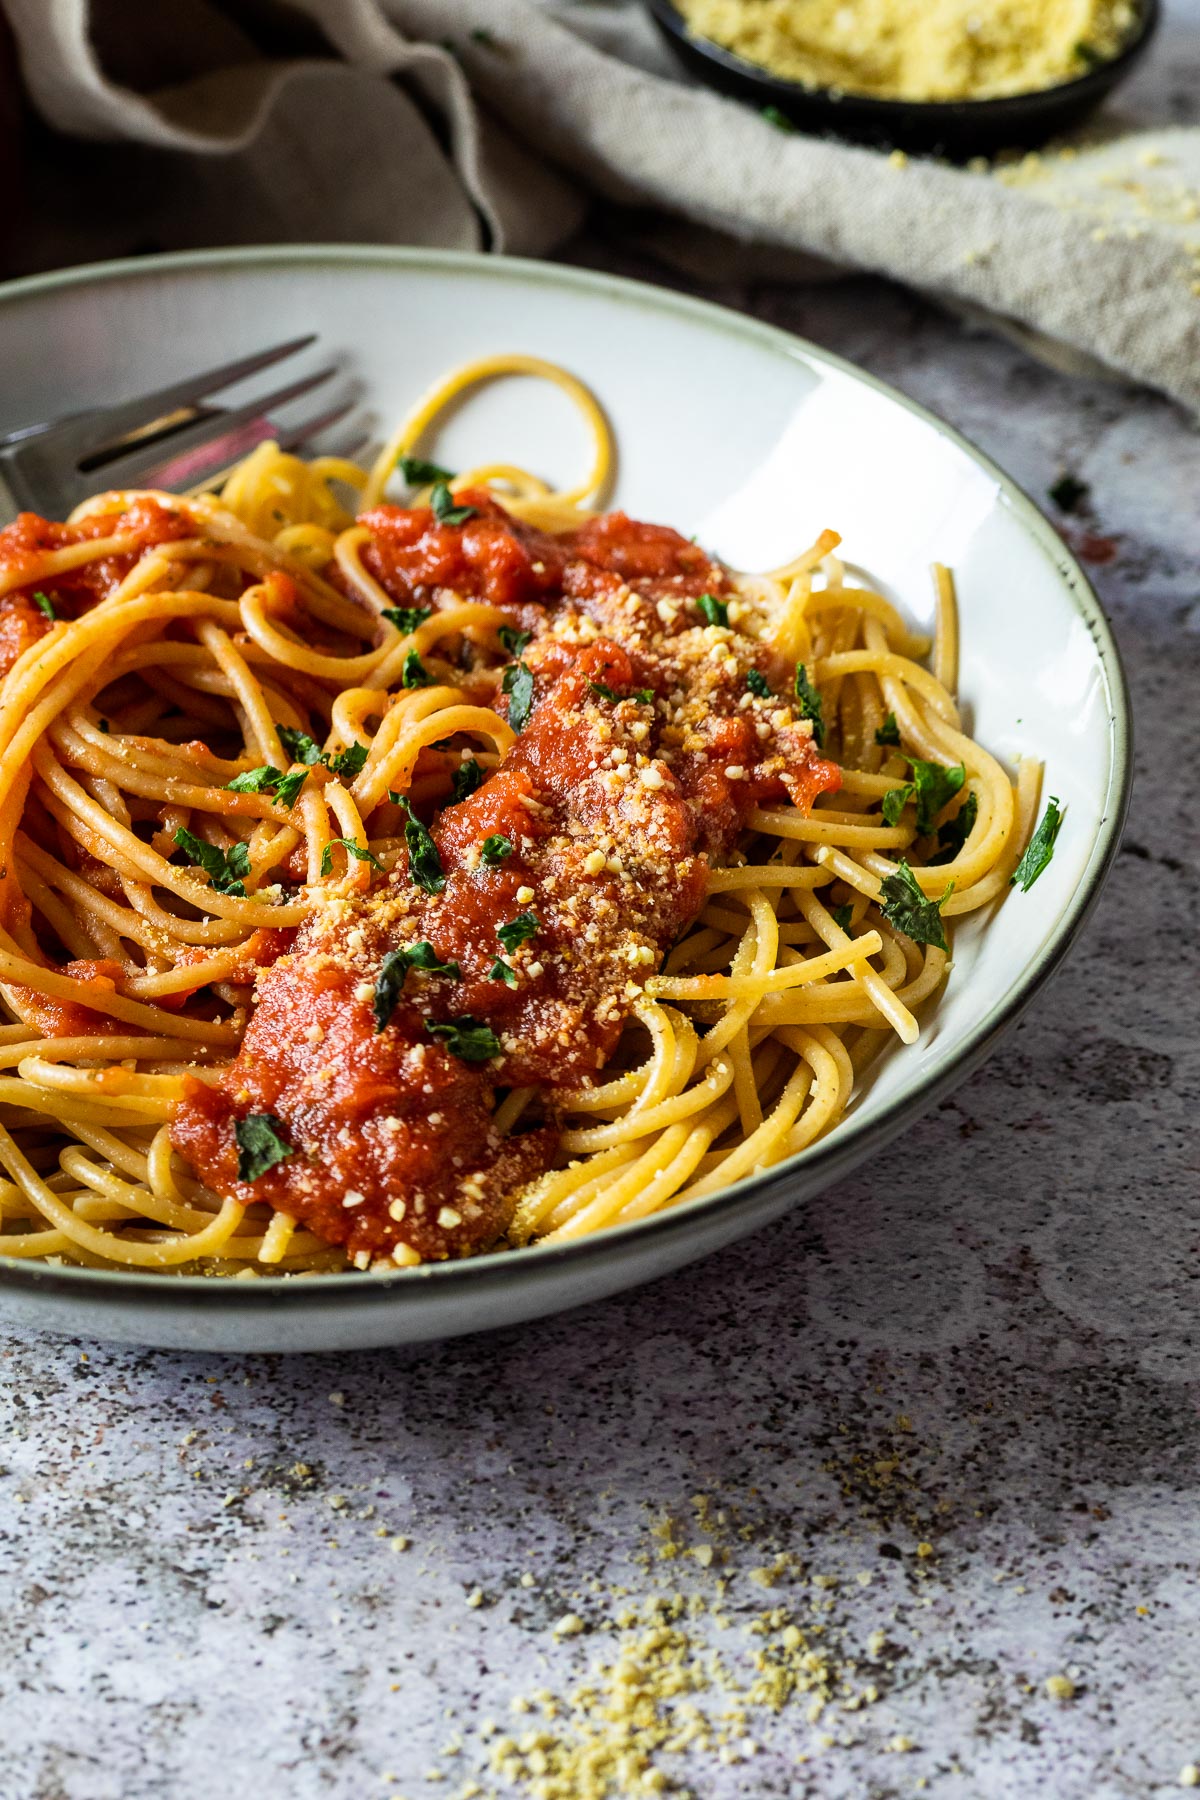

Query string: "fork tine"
[[167, 397, 361, 497], [274, 398, 359, 454], [90, 366, 340, 492], [68, 335, 319, 465]]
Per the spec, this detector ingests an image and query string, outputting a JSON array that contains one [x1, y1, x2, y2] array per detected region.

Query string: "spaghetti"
[[0, 355, 1045, 1276]]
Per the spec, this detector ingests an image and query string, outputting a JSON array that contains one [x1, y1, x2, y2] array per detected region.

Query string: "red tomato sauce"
[[172, 496, 840, 1265], [0, 500, 193, 677], [11, 959, 128, 1038]]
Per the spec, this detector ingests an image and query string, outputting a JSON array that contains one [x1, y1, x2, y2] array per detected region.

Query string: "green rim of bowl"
[[0, 245, 1133, 1314]]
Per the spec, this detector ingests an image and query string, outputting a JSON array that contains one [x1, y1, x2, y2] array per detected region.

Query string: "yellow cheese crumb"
[[1045, 1674, 1076, 1702], [674, 0, 1140, 102]]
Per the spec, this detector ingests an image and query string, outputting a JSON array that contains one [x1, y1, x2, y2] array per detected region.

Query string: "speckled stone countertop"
[[5, 96, 1200, 1800]]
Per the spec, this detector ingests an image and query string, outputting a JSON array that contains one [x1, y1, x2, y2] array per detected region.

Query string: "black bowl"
[[644, 0, 1160, 159]]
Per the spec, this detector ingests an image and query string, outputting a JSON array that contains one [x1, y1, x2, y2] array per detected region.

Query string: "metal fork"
[[0, 336, 360, 519]]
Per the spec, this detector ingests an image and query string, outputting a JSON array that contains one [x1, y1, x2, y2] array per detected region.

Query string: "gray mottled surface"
[[5, 124, 1200, 1800]]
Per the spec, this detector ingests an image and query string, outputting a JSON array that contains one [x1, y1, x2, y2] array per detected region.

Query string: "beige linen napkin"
[[3, 0, 1200, 410]]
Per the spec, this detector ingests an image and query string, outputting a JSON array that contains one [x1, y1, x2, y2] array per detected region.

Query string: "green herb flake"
[[396, 798, 446, 895], [173, 827, 251, 897], [319, 837, 383, 877], [276, 726, 325, 766], [480, 834, 512, 866], [875, 712, 901, 747], [589, 680, 655, 705], [697, 593, 729, 628], [32, 590, 56, 621], [1049, 473, 1090, 514], [373, 941, 460, 1032], [878, 859, 951, 952], [908, 756, 966, 835], [497, 910, 539, 953], [424, 1016, 502, 1062], [1010, 795, 1064, 893], [382, 604, 432, 635], [402, 649, 434, 689], [234, 1112, 294, 1182], [430, 481, 479, 528], [881, 783, 913, 827], [928, 791, 979, 866], [762, 104, 795, 132], [502, 660, 535, 732], [489, 957, 518, 987], [451, 758, 484, 804], [273, 769, 308, 809], [793, 663, 826, 749], [226, 765, 281, 795], [398, 455, 454, 487], [830, 904, 854, 932], [327, 743, 368, 780], [746, 669, 772, 698], [498, 625, 532, 657], [98, 718, 110, 734], [1074, 40, 1105, 67]]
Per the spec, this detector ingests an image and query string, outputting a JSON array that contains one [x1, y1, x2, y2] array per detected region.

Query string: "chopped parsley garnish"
[[1074, 40, 1105, 67], [1011, 795, 1064, 893], [225, 765, 279, 795], [396, 797, 446, 895], [274, 727, 366, 781], [273, 768, 309, 808], [502, 660, 535, 732], [173, 827, 250, 897], [398, 454, 454, 486], [234, 1112, 293, 1182], [697, 593, 729, 628], [382, 604, 432, 635], [762, 104, 795, 131], [1049, 473, 1090, 514], [401, 649, 434, 688], [225, 763, 309, 808], [276, 725, 325, 766], [424, 1016, 502, 1062], [497, 910, 539, 952], [326, 743, 368, 780], [793, 663, 826, 749], [480, 834, 512, 865], [98, 719, 110, 734], [373, 941, 460, 1031], [908, 756, 966, 835], [830, 904, 854, 932], [451, 758, 484, 803], [32, 590, 56, 621], [746, 669, 772, 698], [928, 791, 979, 866], [470, 26, 498, 45], [875, 712, 901, 747], [489, 958, 518, 987], [430, 481, 479, 528], [319, 838, 383, 877], [881, 783, 913, 827], [878, 860, 951, 952], [588, 680, 655, 705], [498, 625, 532, 657]]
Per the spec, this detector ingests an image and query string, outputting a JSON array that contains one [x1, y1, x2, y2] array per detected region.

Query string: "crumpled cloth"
[[3, 0, 1200, 410]]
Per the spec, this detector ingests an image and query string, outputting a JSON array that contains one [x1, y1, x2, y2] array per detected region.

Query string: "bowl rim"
[[0, 242, 1133, 1314], [644, 0, 1160, 122]]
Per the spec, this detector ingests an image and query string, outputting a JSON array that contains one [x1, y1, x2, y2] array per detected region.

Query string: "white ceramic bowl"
[[0, 247, 1130, 1351]]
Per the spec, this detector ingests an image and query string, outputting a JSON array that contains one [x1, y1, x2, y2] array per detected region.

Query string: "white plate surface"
[[0, 248, 1130, 1351]]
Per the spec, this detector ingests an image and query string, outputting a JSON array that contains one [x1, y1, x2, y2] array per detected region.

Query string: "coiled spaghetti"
[[0, 354, 1043, 1276]]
